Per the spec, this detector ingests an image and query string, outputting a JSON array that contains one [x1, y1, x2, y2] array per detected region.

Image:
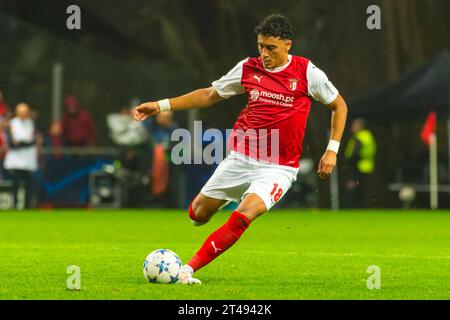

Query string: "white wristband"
[[326, 140, 340, 154], [158, 99, 171, 112]]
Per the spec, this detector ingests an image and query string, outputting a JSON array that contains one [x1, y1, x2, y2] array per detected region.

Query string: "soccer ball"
[[143, 249, 182, 284]]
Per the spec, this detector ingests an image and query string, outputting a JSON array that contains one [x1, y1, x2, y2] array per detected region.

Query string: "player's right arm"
[[134, 58, 248, 121], [134, 87, 225, 121]]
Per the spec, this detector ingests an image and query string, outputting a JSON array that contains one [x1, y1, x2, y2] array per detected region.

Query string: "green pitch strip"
[[0, 209, 449, 300]]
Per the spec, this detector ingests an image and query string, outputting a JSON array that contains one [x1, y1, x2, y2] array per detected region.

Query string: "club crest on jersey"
[[289, 79, 298, 91]]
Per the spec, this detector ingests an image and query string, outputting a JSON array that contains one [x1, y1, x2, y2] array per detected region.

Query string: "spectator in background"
[[144, 111, 178, 206], [3, 103, 40, 209], [107, 106, 150, 149], [0, 89, 10, 118], [62, 95, 96, 147], [107, 106, 150, 170], [0, 118, 8, 179], [150, 112, 177, 147], [0, 89, 11, 179], [342, 118, 377, 208], [107, 106, 151, 207]]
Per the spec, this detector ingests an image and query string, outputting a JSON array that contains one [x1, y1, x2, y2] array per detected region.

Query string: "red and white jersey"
[[212, 55, 338, 168]]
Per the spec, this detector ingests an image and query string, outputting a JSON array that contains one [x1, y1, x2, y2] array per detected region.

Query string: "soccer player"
[[134, 14, 348, 284]]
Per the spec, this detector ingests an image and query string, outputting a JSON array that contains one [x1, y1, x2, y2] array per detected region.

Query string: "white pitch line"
[[244, 250, 450, 260]]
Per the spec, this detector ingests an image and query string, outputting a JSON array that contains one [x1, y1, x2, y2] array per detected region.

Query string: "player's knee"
[[189, 200, 210, 223]]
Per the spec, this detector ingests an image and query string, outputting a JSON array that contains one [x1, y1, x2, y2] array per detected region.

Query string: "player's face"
[[257, 35, 292, 69]]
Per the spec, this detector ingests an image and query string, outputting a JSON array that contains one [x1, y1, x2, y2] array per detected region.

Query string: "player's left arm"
[[317, 95, 348, 179]]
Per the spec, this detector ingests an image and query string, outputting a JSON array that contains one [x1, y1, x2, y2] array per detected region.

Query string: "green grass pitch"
[[0, 209, 449, 300]]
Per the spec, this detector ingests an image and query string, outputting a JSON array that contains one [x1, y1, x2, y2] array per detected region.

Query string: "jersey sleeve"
[[306, 61, 339, 105], [212, 58, 248, 99]]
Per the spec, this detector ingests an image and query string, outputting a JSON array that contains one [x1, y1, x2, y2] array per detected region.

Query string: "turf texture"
[[0, 209, 449, 300]]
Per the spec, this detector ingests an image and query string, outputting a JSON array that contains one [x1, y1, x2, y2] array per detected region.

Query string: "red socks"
[[187, 211, 251, 272]]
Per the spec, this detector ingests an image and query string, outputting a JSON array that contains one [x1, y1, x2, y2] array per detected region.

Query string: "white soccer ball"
[[143, 249, 182, 284]]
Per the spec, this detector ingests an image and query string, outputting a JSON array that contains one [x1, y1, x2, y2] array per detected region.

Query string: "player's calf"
[[186, 210, 251, 272]]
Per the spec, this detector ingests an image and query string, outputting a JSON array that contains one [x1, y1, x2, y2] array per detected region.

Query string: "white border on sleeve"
[[212, 58, 249, 99], [306, 61, 339, 105]]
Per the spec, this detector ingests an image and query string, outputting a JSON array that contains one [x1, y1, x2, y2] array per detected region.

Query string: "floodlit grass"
[[0, 209, 449, 299]]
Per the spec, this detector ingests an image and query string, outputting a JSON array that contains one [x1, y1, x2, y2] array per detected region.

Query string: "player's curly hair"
[[255, 14, 292, 40]]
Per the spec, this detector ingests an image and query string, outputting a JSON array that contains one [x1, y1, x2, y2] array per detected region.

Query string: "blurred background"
[[0, 0, 448, 210]]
